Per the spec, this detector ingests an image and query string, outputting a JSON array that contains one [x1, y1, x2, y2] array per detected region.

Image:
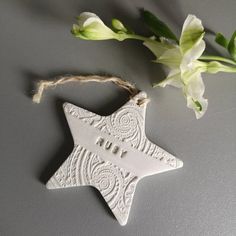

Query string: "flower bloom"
[[71, 12, 126, 41], [144, 15, 208, 118]]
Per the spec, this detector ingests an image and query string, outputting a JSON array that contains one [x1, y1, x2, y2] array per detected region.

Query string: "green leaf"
[[228, 31, 236, 61], [215, 33, 228, 48], [140, 9, 178, 43]]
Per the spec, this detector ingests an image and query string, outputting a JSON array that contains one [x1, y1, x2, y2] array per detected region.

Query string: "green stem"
[[125, 34, 155, 42], [200, 55, 236, 66], [220, 66, 236, 73], [205, 62, 236, 73]]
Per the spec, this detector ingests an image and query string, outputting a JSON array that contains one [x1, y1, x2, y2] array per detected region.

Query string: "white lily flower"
[[144, 15, 208, 118], [72, 12, 125, 41]]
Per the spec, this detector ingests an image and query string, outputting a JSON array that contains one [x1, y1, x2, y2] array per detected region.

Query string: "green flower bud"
[[111, 19, 127, 32], [206, 61, 222, 74]]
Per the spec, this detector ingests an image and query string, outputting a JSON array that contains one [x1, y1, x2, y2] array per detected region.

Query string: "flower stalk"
[[199, 55, 236, 66], [71, 11, 236, 119]]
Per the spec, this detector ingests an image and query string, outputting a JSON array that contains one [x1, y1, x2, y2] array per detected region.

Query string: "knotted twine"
[[32, 75, 150, 106]]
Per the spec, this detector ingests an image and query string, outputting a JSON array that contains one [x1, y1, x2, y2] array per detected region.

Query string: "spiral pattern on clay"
[[107, 106, 143, 148], [91, 163, 123, 206]]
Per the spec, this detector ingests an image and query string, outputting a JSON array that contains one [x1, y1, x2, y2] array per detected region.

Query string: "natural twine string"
[[32, 75, 150, 106]]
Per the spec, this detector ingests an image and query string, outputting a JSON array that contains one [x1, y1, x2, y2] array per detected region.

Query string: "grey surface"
[[0, 0, 236, 235]]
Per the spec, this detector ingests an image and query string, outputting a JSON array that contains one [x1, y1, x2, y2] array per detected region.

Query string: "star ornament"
[[46, 92, 183, 225]]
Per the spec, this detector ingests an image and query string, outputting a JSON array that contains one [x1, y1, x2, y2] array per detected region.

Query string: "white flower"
[[72, 12, 125, 41], [144, 15, 208, 119]]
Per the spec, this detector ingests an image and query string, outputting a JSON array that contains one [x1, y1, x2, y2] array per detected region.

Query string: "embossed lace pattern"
[[64, 102, 177, 167], [48, 145, 138, 223]]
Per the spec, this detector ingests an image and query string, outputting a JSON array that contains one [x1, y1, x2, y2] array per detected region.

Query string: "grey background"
[[0, 0, 236, 235]]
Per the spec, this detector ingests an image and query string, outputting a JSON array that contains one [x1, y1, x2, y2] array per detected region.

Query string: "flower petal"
[[157, 69, 182, 88], [78, 12, 104, 28], [157, 47, 182, 68], [143, 40, 175, 59], [184, 73, 208, 118], [180, 40, 205, 72], [80, 21, 117, 40], [180, 15, 205, 55]]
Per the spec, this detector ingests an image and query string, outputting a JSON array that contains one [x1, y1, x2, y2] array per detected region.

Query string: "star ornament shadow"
[[46, 92, 183, 225]]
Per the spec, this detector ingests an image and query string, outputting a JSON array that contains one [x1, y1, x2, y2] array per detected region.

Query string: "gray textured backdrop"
[[0, 0, 236, 235]]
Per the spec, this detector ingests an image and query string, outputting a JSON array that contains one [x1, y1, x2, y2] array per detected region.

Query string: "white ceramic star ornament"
[[46, 92, 183, 225]]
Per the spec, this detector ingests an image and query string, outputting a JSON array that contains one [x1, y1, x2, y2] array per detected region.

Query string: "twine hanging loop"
[[32, 75, 150, 106]]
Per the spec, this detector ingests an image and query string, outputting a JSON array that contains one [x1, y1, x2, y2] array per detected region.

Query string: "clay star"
[[46, 92, 183, 225]]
